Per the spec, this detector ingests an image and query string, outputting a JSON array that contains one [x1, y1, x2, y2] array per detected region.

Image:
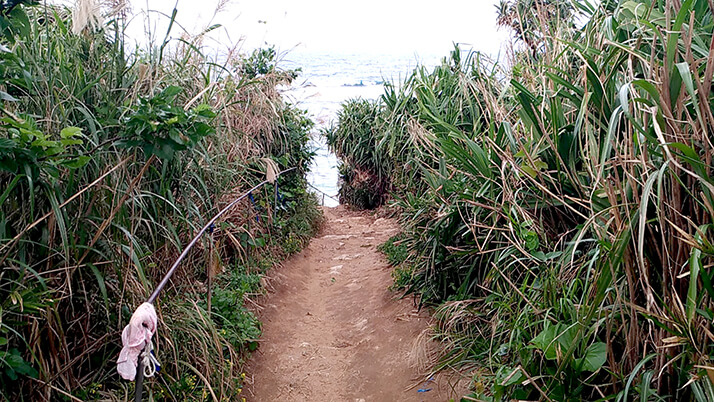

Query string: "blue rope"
[[276, 183, 287, 209], [247, 192, 260, 222]]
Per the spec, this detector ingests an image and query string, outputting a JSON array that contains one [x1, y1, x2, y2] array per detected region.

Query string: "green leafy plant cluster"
[[120, 86, 216, 161], [378, 233, 408, 267], [0, 120, 87, 177], [378, 233, 413, 289], [210, 271, 262, 351], [334, 0, 714, 400]]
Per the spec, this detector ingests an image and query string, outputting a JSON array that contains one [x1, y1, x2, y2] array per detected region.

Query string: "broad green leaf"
[[60, 156, 91, 169], [168, 129, 186, 145], [532, 323, 577, 361], [576, 342, 607, 372], [631, 79, 661, 106], [675, 62, 705, 130], [686, 247, 701, 324], [495, 365, 525, 387], [59, 139, 83, 147], [160, 85, 183, 100], [520, 164, 537, 178]]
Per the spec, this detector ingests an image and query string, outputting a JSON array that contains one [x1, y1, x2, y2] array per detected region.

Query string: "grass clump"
[[0, 1, 320, 400], [324, 98, 390, 208], [330, 0, 714, 400], [378, 233, 413, 290], [378, 233, 409, 267]]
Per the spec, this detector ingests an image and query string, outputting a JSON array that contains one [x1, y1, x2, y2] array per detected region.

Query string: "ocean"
[[280, 52, 442, 207]]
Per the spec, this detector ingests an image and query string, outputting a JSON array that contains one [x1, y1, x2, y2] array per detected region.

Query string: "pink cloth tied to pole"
[[117, 302, 157, 380]]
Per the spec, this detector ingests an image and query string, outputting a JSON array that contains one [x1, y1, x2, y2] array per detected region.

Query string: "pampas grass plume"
[[72, 0, 102, 34]]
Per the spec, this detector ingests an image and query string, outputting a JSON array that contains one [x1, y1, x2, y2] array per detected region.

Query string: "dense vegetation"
[[329, 0, 714, 399], [0, 1, 320, 400], [325, 98, 389, 209]]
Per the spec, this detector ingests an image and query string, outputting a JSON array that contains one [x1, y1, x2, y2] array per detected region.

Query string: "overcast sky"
[[123, 0, 508, 57]]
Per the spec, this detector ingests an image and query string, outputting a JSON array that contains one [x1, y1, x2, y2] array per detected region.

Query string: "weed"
[[378, 233, 409, 266], [378, 233, 414, 290]]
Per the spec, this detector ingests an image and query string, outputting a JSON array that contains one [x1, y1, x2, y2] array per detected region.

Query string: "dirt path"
[[247, 206, 456, 401]]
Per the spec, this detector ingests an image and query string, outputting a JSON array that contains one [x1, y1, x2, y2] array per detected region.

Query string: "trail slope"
[[248, 206, 450, 401]]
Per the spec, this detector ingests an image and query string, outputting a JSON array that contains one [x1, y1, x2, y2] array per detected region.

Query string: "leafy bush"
[[378, 233, 413, 289], [210, 286, 262, 351], [119, 86, 216, 160]]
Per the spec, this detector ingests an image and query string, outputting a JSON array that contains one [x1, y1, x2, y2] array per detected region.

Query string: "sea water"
[[281, 52, 441, 207]]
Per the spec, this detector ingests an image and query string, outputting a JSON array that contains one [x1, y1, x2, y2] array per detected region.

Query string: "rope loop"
[[141, 337, 161, 378]]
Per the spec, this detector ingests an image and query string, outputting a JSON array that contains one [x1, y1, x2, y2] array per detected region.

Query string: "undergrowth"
[[377, 233, 413, 290]]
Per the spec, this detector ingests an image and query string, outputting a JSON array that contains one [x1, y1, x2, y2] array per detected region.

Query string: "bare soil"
[[246, 206, 460, 401]]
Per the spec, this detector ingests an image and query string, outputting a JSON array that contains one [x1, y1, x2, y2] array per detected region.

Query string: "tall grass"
[[331, 0, 714, 399], [1, 2, 320, 400], [324, 98, 390, 208]]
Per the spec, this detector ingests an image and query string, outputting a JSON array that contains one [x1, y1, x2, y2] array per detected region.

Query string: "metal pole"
[[133, 167, 297, 401], [134, 359, 145, 402], [146, 167, 296, 304], [207, 232, 213, 316]]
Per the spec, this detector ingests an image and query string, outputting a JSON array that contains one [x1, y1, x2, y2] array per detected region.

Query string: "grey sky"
[[125, 0, 508, 57]]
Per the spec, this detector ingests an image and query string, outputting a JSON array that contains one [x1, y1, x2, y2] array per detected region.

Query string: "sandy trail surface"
[[247, 206, 456, 401]]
